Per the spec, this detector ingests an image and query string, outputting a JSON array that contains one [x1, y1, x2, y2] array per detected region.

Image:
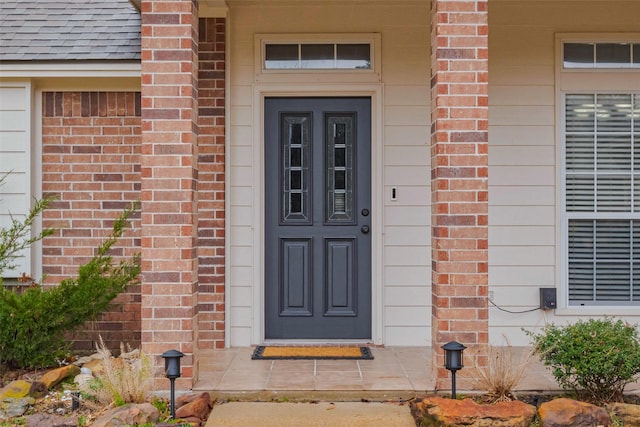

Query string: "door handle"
[[361, 225, 370, 234]]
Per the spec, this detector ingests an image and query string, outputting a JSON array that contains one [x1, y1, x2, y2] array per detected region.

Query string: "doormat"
[[251, 346, 374, 360]]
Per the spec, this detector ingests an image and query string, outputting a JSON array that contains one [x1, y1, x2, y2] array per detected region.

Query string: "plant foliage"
[[0, 202, 141, 369], [84, 336, 152, 406], [474, 340, 534, 403], [527, 318, 640, 403], [0, 173, 55, 277]]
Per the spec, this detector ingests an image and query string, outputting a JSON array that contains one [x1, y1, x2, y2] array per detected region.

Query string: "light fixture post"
[[161, 349, 184, 419], [441, 341, 466, 399]]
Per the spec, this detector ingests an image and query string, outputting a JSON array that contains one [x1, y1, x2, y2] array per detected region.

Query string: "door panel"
[[265, 97, 371, 339]]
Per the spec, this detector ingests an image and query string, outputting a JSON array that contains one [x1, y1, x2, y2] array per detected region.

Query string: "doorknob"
[[361, 225, 370, 234]]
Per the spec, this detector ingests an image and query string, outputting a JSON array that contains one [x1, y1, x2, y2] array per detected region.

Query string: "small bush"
[[527, 318, 640, 403], [83, 336, 152, 406], [475, 340, 533, 402], [0, 203, 140, 369]]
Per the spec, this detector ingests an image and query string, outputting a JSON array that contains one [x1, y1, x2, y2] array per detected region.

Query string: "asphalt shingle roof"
[[0, 0, 141, 61]]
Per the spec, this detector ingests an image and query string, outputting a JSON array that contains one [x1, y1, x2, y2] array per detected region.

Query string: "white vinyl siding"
[[564, 93, 640, 304], [0, 83, 31, 279]]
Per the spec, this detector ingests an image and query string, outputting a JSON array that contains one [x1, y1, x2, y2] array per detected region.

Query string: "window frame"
[[254, 33, 381, 83], [556, 33, 640, 312]]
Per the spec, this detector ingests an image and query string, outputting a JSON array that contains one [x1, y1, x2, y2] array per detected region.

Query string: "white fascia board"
[[0, 62, 141, 78]]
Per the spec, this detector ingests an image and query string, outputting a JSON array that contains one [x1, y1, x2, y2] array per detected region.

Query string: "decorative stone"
[[538, 398, 610, 427], [28, 381, 48, 399], [0, 397, 36, 420], [91, 402, 159, 427], [607, 402, 640, 426], [74, 353, 101, 366], [25, 413, 78, 427], [81, 358, 104, 375], [176, 391, 211, 407], [412, 396, 536, 427], [0, 380, 32, 399], [73, 373, 94, 388], [175, 392, 212, 420], [80, 367, 92, 375], [40, 365, 81, 389]]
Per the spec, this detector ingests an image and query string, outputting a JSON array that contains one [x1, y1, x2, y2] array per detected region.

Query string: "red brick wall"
[[41, 91, 142, 353], [429, 0, 489, 389], [196, 17, 226, 350]]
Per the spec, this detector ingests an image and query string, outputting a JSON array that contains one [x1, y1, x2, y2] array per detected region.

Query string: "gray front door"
[[265, 97, 371, 339]]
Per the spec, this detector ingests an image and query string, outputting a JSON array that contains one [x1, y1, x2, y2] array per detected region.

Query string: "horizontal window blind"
[[566, 93, 640, 304]]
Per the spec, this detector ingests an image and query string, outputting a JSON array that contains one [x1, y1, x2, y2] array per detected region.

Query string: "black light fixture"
[[441, 341, 466, 399], [162, 349, 184, 419]]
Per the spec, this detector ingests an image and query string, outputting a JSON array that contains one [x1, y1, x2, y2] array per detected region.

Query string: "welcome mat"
[[251, 346, 374, 360]]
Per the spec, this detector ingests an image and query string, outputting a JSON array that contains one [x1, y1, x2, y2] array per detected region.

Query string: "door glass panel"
[[326, 114, 355, 222], [282, 114, 311, 222]]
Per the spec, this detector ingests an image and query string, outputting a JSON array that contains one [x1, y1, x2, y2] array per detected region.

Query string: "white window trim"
[[254, 33, 381, 83], [555, 33, 640, 315]]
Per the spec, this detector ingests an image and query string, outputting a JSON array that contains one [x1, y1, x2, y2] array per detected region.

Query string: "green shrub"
[[0, 173, 55, 276], [0, 203, 141, 369], [527, 318, 640, 403]]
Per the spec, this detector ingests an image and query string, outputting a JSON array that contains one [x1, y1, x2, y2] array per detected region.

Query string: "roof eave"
[[0, 60, 141, 78]]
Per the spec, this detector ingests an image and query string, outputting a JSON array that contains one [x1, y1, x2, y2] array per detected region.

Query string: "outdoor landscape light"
[[162, 349, 184, 419], [442, 341, 466, 399]]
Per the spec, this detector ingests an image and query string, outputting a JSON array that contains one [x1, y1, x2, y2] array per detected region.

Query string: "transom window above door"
[[265, 43, 371, 70], [255, 34, 381, 83]]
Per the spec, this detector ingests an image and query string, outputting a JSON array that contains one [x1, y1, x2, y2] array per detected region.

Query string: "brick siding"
[[429, 0, 489, 390], [196, 17, 226, 351], [41, 91, 142, 353]]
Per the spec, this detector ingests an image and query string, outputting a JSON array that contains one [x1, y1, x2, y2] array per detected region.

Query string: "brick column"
[[141, 0, 199, 389], [430, 0, 489, 390]]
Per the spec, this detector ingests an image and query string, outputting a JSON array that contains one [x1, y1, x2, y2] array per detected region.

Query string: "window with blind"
[[565, 93, 640, 304]]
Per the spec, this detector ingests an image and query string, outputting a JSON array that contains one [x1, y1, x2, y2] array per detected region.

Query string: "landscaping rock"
[[175, 391, 212, 420], [177, 391, 211, 407], [29, 381, 48, 398], [40, 365, 81, 389], [412, 395, 536, 427], [91, 402, 159, 427], [607, 402, 640, 426], [73, 373, 94, 388], [25, 413, 78, 427], [0, 397, 35, 420], [538, 398, 610, 427], [0, 379, 31, 399], [82, 357, 104, 371]]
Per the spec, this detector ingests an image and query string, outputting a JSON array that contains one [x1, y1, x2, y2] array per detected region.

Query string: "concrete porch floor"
[[192, 346, 595, 400]]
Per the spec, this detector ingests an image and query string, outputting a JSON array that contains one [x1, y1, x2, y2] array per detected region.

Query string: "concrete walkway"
[[205, 401, 416, 427]]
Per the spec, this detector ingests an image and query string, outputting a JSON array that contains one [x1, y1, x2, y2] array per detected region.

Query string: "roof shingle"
[[0, 0, 141, 61]]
